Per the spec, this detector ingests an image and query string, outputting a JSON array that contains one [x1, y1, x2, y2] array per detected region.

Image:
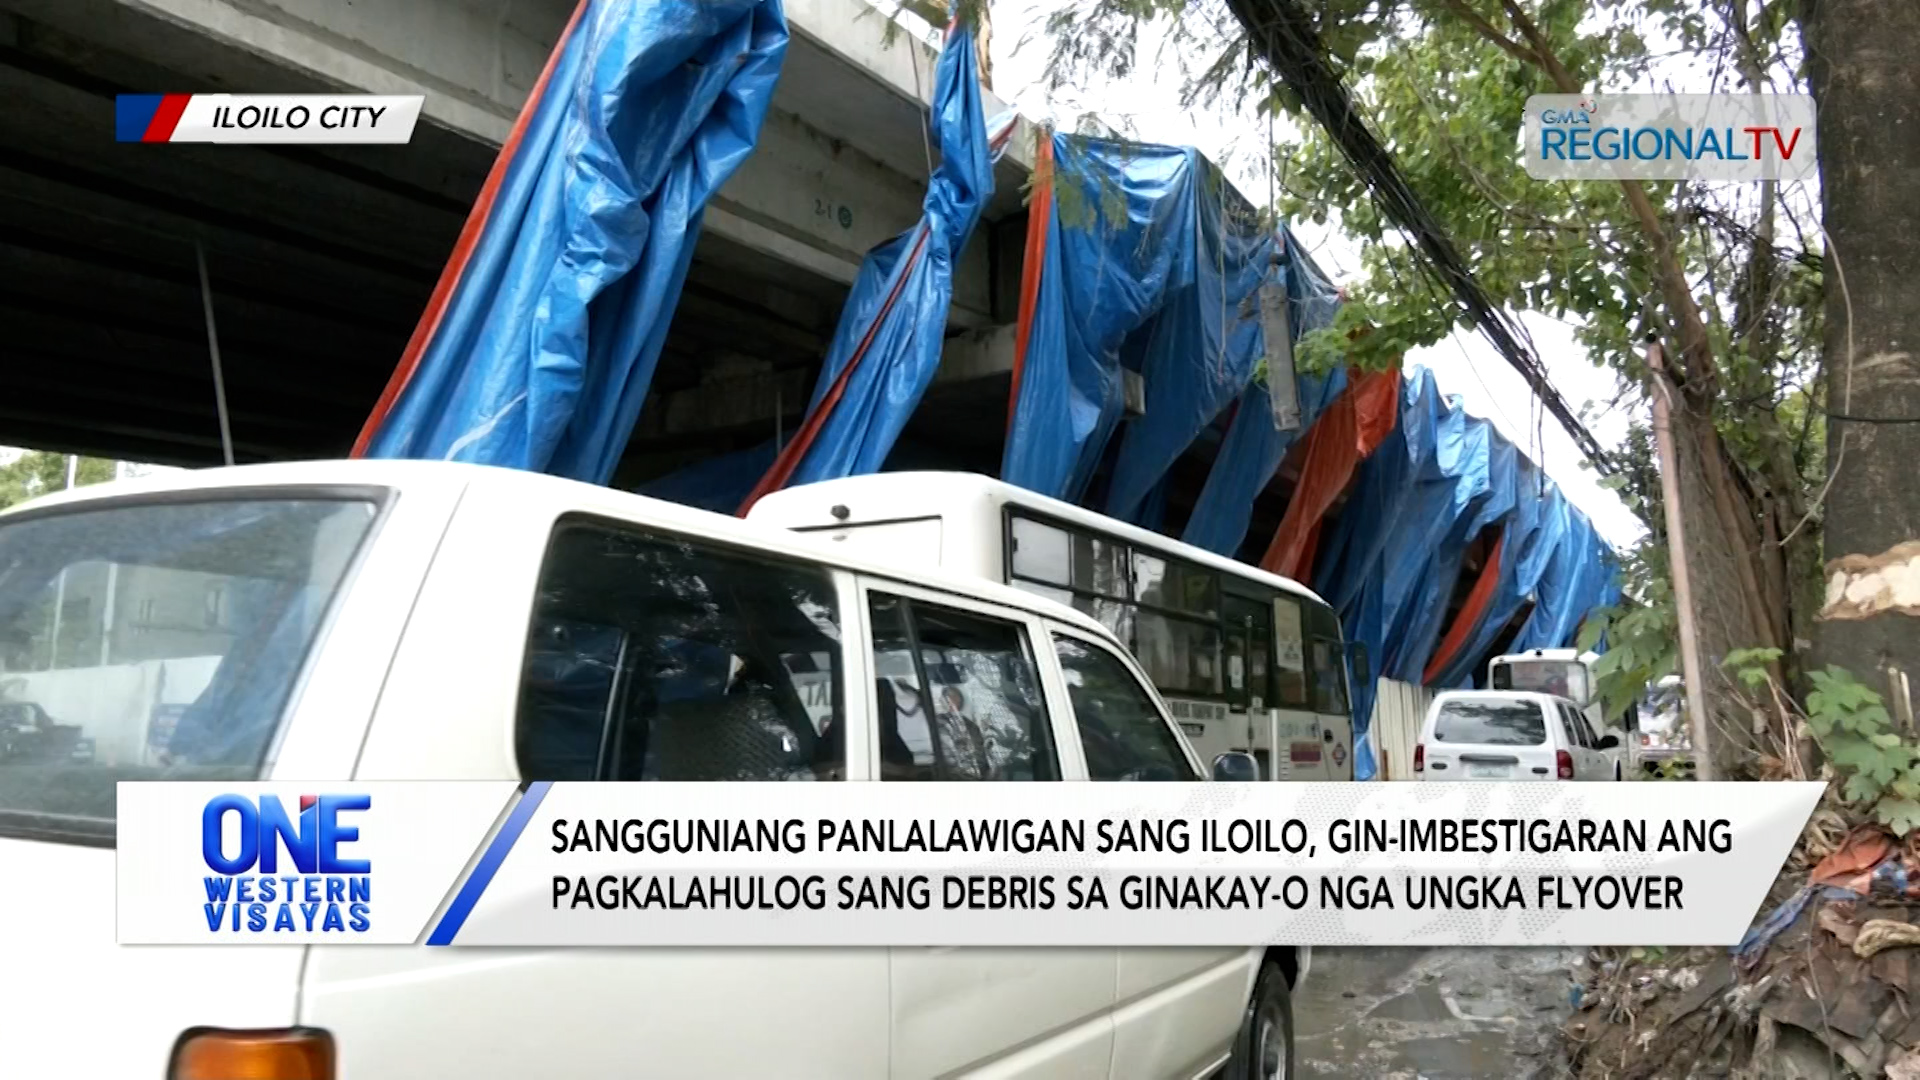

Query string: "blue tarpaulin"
[[354, 0, 787, 484], [1002, 138, 1274, 508], [737, 20, 1009, 511], [636, 440, 777, 514], [1512, 507, 1618, 654], [1308, 367, 1618, 778], [1425, 462, 1567, 688], [1181, 229, 1347, 557]]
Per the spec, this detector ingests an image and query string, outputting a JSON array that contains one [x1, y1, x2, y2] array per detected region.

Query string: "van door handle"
[[1322, 730, 1333, 742]]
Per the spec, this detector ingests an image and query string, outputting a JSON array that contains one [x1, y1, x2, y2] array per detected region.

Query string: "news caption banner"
[[1523, 93, 1816, 183], [117, 781, 1822, 947], [115, 94, 423, 144]]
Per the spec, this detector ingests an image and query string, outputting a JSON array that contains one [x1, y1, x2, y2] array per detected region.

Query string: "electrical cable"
[[1221, 0, 1614, 474]]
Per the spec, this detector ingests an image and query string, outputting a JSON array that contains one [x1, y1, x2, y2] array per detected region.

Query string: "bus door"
[[1307, 603, 1354, 781], [1270, 594, 1324, 780], [1224, 594, 1271, 776]]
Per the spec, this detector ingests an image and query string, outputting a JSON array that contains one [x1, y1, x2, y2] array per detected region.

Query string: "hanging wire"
[[194, 239, 237, 468], [1220, 0, 1614, 475]]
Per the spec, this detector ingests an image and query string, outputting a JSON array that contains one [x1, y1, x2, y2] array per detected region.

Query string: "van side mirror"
[[1212, 752, 1261, 783], [1595, 734, 1621, 750]]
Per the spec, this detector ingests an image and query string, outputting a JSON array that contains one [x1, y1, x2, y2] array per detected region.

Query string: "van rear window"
[[1433, 699, 1547, 746], [0, 496, 378, 843]]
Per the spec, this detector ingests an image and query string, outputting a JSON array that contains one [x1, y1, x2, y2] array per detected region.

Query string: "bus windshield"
[[1491, 659, 1591, 705]]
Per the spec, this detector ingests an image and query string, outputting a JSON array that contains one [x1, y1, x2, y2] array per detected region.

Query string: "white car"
[[1414, 690, 1623, 782], [0, 459, 1303, 1080]]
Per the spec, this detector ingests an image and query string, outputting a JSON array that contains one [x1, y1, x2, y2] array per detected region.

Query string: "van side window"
[[1052, 635, 1199, 781], [517, 518, 844, 782], [1564, 703, 1596, 748], [868, 593, 1057, 781]]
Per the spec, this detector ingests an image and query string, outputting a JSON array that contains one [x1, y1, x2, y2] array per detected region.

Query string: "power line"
[[1221, 0, 1614, 474]]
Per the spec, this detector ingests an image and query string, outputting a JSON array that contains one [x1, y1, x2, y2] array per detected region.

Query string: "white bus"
[[748, 472, 1365, 780], [1486, 647, 1640, 769]]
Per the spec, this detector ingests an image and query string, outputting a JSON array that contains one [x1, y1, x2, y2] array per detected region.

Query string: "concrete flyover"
[[0, 0, 1037, 472]]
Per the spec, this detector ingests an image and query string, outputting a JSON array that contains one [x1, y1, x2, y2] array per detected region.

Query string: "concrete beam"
[[48, 0, 1030, 327], [936, 323, 1016, 384]]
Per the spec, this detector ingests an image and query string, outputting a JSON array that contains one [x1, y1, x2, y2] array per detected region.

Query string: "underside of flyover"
[[0, 2, 866, 472], [0, 0, 1511, 661]]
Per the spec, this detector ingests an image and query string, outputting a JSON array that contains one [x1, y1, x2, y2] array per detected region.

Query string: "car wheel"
[[1614, 762, 1623, 782], [1228, 959, 1294, 1080]]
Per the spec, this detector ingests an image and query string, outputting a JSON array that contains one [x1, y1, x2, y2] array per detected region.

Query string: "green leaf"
[[1844, 771, 1886, 804], [1879, 798, 1920, 837]]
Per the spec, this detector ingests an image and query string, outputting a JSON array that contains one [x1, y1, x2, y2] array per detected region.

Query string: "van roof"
[[751, 470, 1331, 608], [0, 459, 1121, 642]]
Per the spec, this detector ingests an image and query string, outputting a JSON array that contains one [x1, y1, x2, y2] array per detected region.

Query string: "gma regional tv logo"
[[1523, 93, 1816, 183], [201, 793, 373, 934]]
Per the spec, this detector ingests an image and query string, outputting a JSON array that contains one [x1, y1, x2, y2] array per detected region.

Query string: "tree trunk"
[[1802, 0, 1920, 726]]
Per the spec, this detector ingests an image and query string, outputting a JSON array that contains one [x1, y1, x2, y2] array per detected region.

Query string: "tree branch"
[[1433, 0, 1541, 66]]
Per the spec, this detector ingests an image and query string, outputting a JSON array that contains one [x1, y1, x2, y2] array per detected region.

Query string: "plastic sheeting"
[[636, 441, 777, 515], [736, 20, 1008, 512], [1257, 368, 1400, 580], [1315, 372, 1497, 684], [1307, 368, 1621, 779], [1424, 460, 1567, 688], [1512, 507, 1620, 654], [1001, 137, 1274, 508], [353, 0, 787, 484], [1182, 229, 1347, 557], [1101, 172, 1275, 523]]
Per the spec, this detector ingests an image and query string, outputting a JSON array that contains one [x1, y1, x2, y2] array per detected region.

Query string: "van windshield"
[[1433, 699, 1547, 746], [0, 496, 378, 843]]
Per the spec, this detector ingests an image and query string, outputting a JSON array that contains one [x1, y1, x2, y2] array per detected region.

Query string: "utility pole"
[[1647, 341, 1715, 780]]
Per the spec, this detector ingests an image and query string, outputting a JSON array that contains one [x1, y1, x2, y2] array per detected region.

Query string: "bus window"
[[1310, 639, 1349, 715], [1070, 532, 1130, 597], [1009, 517, 1071, 586], [1272, 595, 1309, 707], [1493, 658, 1590, 705], [1134, 612, 1222, 696], [1223, 595, 1270, 709], [1131, 552, 1168, 606], [1307, 602, 1348, 715]]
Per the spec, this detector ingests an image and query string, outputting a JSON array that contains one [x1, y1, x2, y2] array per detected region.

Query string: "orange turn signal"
[[168, 1027, 335, 1080]]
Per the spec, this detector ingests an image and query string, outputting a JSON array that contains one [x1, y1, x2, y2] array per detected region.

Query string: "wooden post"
[[1647, 340, 1716, 781]]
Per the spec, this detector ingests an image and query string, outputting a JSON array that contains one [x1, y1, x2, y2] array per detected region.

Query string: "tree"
[[0, 451, 117, 512], [1799, 0, 1920, 728], [1033, 0, 1827, 776]]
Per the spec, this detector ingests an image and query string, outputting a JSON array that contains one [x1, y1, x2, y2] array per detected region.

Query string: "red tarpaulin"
[[1258, 367, 1400, 580], [1423, 533, 1505, 684]]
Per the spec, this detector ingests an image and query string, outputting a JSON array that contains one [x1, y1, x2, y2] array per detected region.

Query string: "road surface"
[[1295, 946, 1582, 1078]]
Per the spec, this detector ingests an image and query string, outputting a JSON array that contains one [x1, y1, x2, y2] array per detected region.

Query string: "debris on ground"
[[1563, 819, 1920, 1078]]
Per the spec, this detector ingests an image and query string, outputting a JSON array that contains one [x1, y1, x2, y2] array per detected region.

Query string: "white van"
[[1414, 690, 1621, 782], [0, 459, 1302, 1080]]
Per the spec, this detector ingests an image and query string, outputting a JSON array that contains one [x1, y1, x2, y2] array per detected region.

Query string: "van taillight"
[[1413, 743, 1425, 772], [1556, 750, 1575, 780]]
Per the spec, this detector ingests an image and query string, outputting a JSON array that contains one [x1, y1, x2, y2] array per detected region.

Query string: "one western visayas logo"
[[201, 793, 372, 933]]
